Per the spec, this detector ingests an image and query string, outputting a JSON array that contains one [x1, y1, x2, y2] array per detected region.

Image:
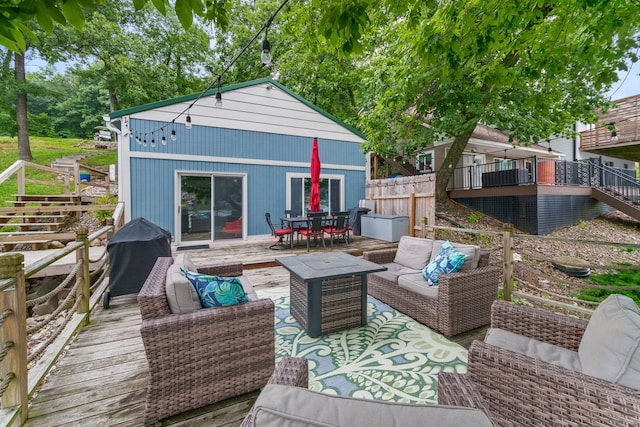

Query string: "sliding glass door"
[[179, 174, 243, 243]]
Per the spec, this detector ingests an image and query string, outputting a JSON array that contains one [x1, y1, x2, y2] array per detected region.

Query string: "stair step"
[[9, 201, 76, 206], [13, 194, 81, 201], [3, 222, 64, 228], [0, 230, 57, 236], [0, 214, 68, 220]]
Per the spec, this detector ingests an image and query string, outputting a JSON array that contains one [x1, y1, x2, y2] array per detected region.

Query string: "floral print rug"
[[256, 286, 468, 404]]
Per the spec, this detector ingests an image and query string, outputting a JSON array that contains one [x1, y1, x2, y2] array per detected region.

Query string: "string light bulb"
[[611, 130, 618, 143], [185, 113, 192, 129], [215, 91, 222, 107], [143, 138, 147, 147], [161, 134, 167, 145], [151, 134, 156, 148], [171, 129, 177, 141], [261, 38, 272, 66]]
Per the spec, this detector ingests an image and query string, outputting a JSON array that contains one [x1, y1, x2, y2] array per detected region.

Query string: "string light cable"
[[128, 0, 291, 144]]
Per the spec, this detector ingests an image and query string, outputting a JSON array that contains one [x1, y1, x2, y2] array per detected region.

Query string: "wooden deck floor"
[[23, 236, 486, 426]]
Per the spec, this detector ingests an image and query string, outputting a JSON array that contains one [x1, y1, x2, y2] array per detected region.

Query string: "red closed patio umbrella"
[[309, 138, 321, 212]]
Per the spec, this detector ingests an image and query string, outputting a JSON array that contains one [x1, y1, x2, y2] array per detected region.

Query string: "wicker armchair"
[[241, 357, 309, 427], [438, 300, 640, 426], [138, 257, 275, 424], [363, 245, 500, 336]]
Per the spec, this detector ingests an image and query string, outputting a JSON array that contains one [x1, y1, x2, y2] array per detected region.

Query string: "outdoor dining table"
[[280, 214, 332, 249]]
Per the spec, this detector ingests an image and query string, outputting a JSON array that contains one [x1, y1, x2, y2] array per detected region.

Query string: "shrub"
[[94, 194, 118, 224]]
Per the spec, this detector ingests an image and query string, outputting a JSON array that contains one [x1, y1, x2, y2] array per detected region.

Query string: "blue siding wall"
[[129, 120, 364, 167], [128, 120, 366, 238]]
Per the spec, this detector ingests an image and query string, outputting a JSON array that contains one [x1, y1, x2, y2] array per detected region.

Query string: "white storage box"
[[360, 214, 409, 242]]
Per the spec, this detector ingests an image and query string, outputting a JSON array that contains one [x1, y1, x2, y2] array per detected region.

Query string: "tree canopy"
[[1, 0, 639, 200]]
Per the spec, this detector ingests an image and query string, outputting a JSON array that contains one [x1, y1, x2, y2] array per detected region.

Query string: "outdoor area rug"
[[256, 286, 468, 404]]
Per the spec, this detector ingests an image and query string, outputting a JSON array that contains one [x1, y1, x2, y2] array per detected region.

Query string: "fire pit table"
[[276, 252, 386, 337]]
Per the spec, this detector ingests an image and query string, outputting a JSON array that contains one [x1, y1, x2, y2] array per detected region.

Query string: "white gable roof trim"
[[110, 78, 366, 142]]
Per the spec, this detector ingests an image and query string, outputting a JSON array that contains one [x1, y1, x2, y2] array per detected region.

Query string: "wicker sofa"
[[242, 357, 495, 427], [438, 297, 640, 426], [363, 236, 501, 336], [138, 255, 275, 424]]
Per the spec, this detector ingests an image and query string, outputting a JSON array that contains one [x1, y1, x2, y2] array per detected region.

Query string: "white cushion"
[[485, 328, 582, 372], [398, 273, 439, 299], [370, 263, 421, 284], [393, 236, 434, 270], [252, 384, 495, 427], [174, 253, 197, 272], [578, 294, 640, 390], [165, 257, 202, 314]]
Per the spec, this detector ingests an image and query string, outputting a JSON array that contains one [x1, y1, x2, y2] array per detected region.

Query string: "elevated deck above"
[[580, 94, 640, 161]]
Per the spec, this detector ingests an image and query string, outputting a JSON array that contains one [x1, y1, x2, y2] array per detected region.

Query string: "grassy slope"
[[0, 136, 118, 207]]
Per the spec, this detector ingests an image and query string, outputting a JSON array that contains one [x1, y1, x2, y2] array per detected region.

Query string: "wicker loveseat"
[[438, 297, 640, 426], [242, 357, 495, 427], [138, 255, 275, 424], [363, 236, 501, 336]]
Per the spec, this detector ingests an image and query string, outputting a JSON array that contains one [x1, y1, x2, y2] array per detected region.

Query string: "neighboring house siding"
[[456, 194, 611, 235]]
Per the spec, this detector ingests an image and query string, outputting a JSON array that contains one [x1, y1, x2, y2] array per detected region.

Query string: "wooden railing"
[[421, 221, 640, 316], [581, 94, 640, 148], [0, 220, 115, 427], [0, 161, 79, 198]]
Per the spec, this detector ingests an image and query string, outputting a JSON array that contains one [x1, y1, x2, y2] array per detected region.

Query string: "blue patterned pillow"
[[422, 241, 467, 286], [181, 268, 248, 308]]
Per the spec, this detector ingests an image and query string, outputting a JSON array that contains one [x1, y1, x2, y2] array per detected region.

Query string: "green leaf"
[[13, 21, 37, 43], [151, 0, 167, 15], [132, 0, 147, 10], [35, 8, 54, 33], [42, 2, 67, 25], [61, 1, 86, 30], [175, 0, 193, 29], [190, 0, 204, 17]]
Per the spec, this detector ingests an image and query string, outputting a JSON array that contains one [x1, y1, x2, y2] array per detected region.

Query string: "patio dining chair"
[[266, 212, 292, 250], [298, 211, 327, 252], [324, 211, 350, 247], [285, 209, 305, 244]]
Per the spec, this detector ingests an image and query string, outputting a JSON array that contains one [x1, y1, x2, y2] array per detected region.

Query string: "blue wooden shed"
[[105, 78, 367, 246]]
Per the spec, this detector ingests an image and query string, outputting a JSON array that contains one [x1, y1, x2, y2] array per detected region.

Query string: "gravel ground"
[[435, 201, 640, 309]]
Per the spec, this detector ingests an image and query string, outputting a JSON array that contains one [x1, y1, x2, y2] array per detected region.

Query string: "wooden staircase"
[[591, 187, 640, 221], [0, 195, 82, 251]]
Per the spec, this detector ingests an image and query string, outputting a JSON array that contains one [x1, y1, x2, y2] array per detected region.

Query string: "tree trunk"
[[14, 51, 32, 162], [435, 129, 474, 202], [108, 87, 118, 112]]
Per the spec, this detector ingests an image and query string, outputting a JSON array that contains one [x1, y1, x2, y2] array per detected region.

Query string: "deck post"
[[422, 217, 434, 240], [0, 253, 28, 424], [409, 193, 416, 237], [502, 223, 514, 301], [75, 228, 91, 323], [106, 218, 115, 239]]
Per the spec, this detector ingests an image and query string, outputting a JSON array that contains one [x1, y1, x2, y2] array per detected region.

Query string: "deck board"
[[24, 236, 482, 426]]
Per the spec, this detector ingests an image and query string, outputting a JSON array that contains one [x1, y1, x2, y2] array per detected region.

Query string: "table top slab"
[[276, 252, 386, 281]]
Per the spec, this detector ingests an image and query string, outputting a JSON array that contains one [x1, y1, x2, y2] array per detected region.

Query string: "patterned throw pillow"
[[422, 240, 467, 286], [181, 268, 249, 308]]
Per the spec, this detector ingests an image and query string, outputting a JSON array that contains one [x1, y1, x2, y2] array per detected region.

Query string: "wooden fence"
[[423, 222, 640, 317], [366, 174, 436, 237]]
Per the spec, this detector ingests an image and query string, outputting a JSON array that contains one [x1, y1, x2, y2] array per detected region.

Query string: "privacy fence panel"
[[366, 175, 436, 236]]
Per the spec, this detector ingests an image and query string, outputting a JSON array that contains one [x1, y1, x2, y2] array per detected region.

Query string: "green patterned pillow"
[[181, 268, 248, 308], [422, 240, 467, 286]]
